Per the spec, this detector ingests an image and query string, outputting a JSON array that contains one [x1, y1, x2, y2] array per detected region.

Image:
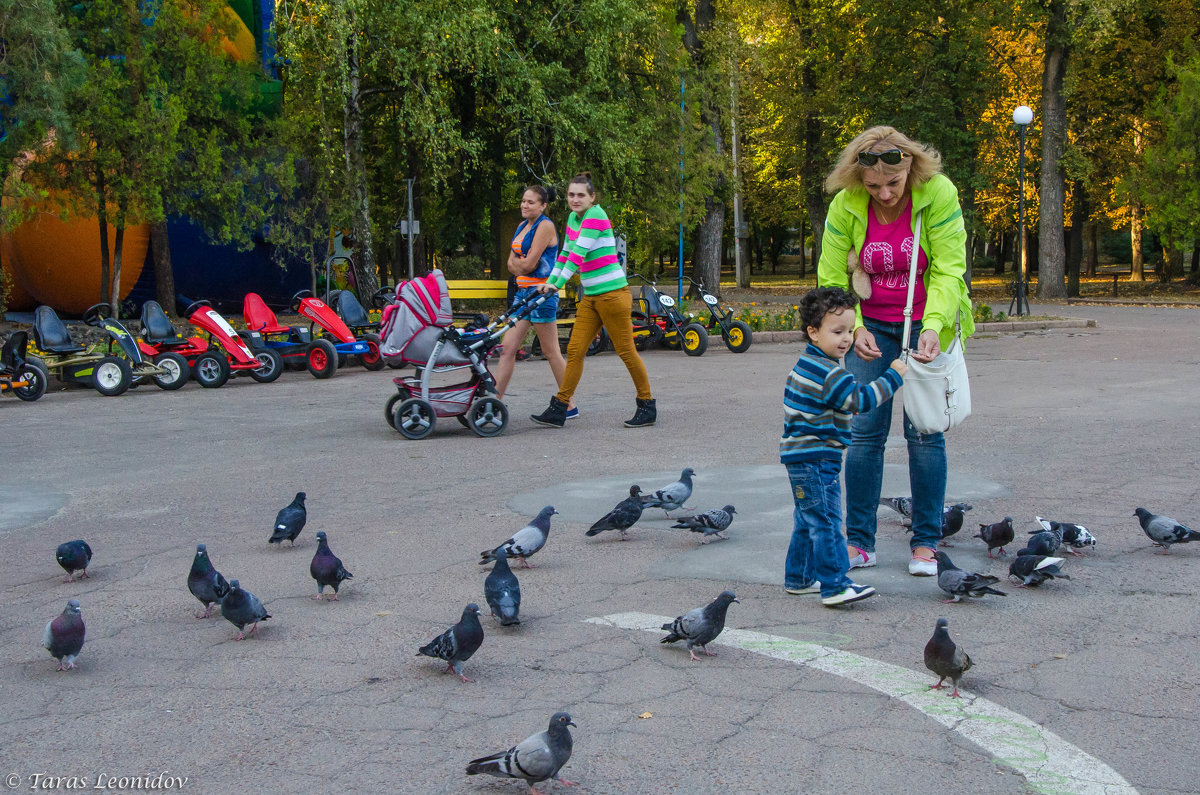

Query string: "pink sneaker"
[[848, 546, 877, 569]]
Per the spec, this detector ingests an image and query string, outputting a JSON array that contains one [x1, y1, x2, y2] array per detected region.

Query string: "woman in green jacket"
[[817, 126, 973, 578]]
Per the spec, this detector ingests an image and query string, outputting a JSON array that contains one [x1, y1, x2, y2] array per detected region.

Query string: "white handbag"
[[900, 210, 971, 434]]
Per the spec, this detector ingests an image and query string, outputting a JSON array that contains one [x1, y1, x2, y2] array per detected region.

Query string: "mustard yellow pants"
[[556, 288, 653, 403]]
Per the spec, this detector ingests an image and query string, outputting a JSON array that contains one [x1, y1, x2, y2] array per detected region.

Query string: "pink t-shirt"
[[859, 200, 927, 322]]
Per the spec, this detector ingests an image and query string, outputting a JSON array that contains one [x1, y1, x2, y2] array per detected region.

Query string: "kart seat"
[[333, 290, 374, 328], [139, 300, 187, 345], [243, 293, 291, 335], [32, 306, 85, 354], [1, 330, 29, 372], [639, 286, 666, 316]]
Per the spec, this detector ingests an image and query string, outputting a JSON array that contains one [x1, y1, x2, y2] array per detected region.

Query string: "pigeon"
[[880, 496, 914, 524], [933, 551, 1006, 603], [974, 517, 1015, 558], [269, 491, 307, 547], [1019, 521, 1063, 557], [310, 531, 353, 601], [939, 503, 973, 545], [55, 540, 92, 582], [417, 603, 484, 683], [924, 617, 972, 698], [660, 590, 739, 662], [220, 580, 271, 640], [587, 485, 644, 540], [466, 712, 576, 793], [484, 547, 521, 626], [43, 599, 85, 671], [1037, 517, 1097, 555], [480, 506, 556, 568], [1134, 508, 1199, 553], [1008, 554, 1070, 587], [671, 505, 736, 543], [187, 543, 230, 618], [641, 467, 695, 517]]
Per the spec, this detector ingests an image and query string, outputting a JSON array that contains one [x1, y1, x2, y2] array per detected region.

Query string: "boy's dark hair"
[[800, 286, 857, 340]]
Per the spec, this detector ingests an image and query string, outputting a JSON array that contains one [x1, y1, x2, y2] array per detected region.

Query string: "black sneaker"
[[623, 398, 656, 428], [531, 397, 568, 428]]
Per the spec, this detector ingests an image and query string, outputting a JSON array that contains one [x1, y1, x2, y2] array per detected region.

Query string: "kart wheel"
[[14, 363, 47, 401], [681, 323, 708, 357], [152, 352, 189, 390], [722, 320, 753, 353], [27, 356, 51, 383], [662, 330, 681, 350], [384, 392, 404, 428], [360, 334, 386, 370], [393, 397, 436, 440], [337, 353, 348, 369], [193, 352, 230, 388], [307, 339, 338, 379], [466, 396, 508, 437], [586, 327, 609, 356], [249, 348, 284, 383], [93, 356, 132, 396]]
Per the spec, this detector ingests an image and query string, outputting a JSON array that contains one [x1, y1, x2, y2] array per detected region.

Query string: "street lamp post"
[[1010, 105, 1033, 317]]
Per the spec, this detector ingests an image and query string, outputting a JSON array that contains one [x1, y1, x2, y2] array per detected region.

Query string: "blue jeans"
[[844, 317, 947, 552], [784, 459, 852, 597]]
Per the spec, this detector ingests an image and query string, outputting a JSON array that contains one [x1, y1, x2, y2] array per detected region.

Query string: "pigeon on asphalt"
[[934, 551, 1006, 603], [940, 503, 974, 545], [641, 467, 696, 517], [671, 505, 736, 543], [43, 599, 85, 671], [220, 580, 271, 640], [660, 590, 739, 662], [974, 517, 1015, 558], [1134, 508, 1198, 554], [1019, 521, 1063, 557], [587, 485, 644, 540], [417, 603, 484, 683], [55, 540, 92, 582], [1037, 517, 1097, 555], [310, 531, 353, 601], [924, 617, 972, 698], [269, 491, 307, 547], [466, 712, 576, 793], [187, 543, 230, 618], [880, 496, 914, 524], [480, 506, 556, 568], [1008, 554, 1071, 587], [484, 547, 521, 626]]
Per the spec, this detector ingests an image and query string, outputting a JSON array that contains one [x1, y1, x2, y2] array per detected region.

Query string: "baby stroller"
[[379, 269, 550, 439]]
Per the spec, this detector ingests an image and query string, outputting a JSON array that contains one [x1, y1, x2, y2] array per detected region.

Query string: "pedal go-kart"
[[179, 300, 284, 387], [0, 331, 48, 401], [629, 274, 709, 356], [295, 290, 384, 371], [28, 304, 140, 396], [241, 292, 339, 378], [688, 277, 753, 353]]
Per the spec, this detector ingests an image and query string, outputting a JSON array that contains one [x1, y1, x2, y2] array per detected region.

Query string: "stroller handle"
[[495, 287, 552, 326]]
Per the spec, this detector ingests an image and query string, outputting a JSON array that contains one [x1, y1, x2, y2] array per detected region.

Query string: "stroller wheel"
[[465, 396, 508, 437], [393, 397, 436, 439]]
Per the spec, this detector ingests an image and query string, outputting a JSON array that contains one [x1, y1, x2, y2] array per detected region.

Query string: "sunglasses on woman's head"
[[857, 149, 905, 167]]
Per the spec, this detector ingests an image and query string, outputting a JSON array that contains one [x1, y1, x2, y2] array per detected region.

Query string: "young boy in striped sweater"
[[782, 287, 906, 606]]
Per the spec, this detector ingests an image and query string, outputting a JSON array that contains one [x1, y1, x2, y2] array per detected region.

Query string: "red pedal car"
[[143, 299, 284, 388], [240, 293, 341, 379]]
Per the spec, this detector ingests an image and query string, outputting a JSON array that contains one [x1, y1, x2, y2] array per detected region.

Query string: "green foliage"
[[736, 302, 802, 331], [972, 302, 1007, 323], [1138, 55, 1200, 249]]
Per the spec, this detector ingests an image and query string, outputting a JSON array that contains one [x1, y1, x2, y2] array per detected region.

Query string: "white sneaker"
[[848, 546, 877, 569], [908, 552, 937, 576], [784, 582, 821, 595]]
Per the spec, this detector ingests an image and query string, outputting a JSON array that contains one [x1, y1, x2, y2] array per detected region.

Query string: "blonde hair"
[[824, 126, 943, 193]]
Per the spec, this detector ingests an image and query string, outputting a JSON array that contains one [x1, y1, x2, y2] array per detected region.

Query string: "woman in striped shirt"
[[531, 173, 655, 428]]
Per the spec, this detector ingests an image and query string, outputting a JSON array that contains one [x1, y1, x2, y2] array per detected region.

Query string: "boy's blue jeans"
[[784, 459, 852, 598], [843, 317, 948, 553]]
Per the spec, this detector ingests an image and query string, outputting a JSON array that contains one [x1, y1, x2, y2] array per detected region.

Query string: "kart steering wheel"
[[371, 286, 395, 309], [291, 290, 314, 312], [182, 300, 212, 318], [82, 303, 114, 326]]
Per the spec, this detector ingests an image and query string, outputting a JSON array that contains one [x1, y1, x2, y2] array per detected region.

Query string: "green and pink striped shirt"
[[546, 204, 627, 296]]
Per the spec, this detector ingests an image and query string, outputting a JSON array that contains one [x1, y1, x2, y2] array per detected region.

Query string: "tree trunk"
[[150, 220, 176, 316], [110, 225, 124, 319], [1066, 181, 1085, 297], [1129, 199, 1145, 281], [342, 30, 378, 297], [1085, 223, 1098, 276], [995, 232, 1007, 275], [96, 168, 111, 306], [1162, 245, 1182, 283], [1037, 0, 1069, 300], [1191, 239, 1199, 274]]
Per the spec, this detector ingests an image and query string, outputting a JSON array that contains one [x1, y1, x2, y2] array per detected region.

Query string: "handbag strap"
[[901, 208, 924, 358]]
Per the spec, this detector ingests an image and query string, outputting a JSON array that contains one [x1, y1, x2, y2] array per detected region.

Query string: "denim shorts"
[[511, 286, 559, 324]]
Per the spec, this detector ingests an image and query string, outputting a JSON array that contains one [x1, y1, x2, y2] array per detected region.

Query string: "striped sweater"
[[780, 343, 904, 463], [546, 204, 627, 296]]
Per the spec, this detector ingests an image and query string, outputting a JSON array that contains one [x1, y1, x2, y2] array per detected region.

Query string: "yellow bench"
[[442, 280, 578, 350]]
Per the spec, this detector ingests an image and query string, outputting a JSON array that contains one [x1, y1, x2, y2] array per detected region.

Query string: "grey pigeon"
[[660, 590, 739, 661], [481, 506, 556, 568], [1134, 508, 1197, 554], [1037, 516, 1096, 555], [269, 491, 307, 547], [310, 531, 353, 601], [1008, 554, 1070, 587], [671, 505, 736, 543], [484, 547, 521, 626], [417, 603, 484, 683], [587, 485, 644, 540], [641, 467, 695, 517], [880, 496, 914, 524], [934, 551, 1006, 603], [466, 712, 576, 791], [974, 517, 1015, 558], [924, 617, 972, 697], [43, 599, 85, 671], [55, 540, 92, 582], [1019, 521, 1062, 557], [187, 543, 230, 618], [220, 580, 271, 640]]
